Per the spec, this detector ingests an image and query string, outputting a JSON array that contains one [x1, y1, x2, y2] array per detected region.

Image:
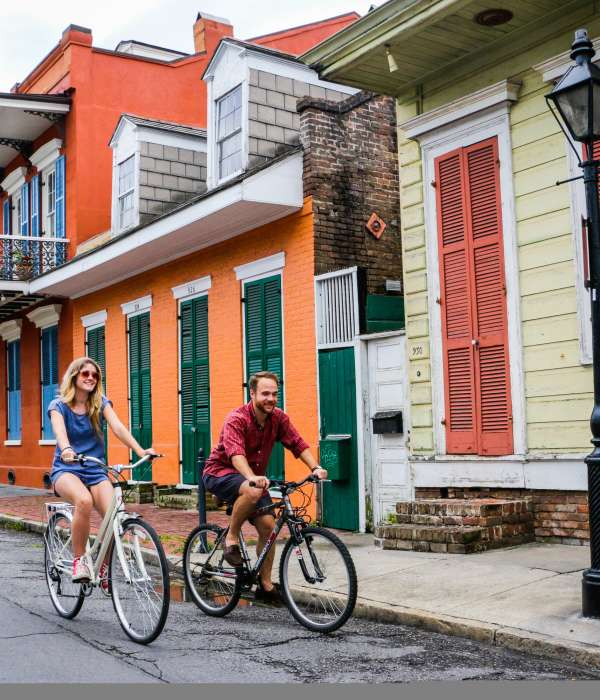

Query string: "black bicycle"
[[182, 474, 357, 633]]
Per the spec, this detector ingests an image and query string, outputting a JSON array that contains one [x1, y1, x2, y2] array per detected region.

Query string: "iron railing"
[[0, 235, 68, 281]]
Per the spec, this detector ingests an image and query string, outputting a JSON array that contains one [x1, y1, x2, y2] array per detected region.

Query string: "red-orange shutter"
[[464, 138, 513, 456], [435, 148, 477, 454]]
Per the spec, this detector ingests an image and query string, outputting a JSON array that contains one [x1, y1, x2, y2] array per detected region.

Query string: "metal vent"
[[315, 268, 359, 347]]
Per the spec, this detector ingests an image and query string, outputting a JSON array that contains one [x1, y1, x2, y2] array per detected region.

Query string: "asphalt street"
[[1, 527, 599, 683]]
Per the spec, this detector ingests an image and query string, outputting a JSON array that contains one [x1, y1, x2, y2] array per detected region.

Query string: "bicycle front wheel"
[[110, 518, 170, 644], [44, 512, 85, 619], [183, 524, 241, 616], [280, 526, 357, 633]]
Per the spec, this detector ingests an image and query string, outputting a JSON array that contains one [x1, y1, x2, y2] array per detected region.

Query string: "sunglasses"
[[79, 369, 99, 381]]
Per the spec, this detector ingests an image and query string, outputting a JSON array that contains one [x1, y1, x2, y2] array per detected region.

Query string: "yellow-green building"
[[303, 0, 598, 543]]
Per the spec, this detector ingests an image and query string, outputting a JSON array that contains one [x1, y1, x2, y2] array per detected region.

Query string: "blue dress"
[[48, 396, 112, 487]]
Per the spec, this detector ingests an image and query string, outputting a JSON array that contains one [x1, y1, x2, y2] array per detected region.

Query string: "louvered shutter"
[[20, 182, 29, 236], [465, 139, 513, 455], [244, 275, 284, 479], [55, 156, 66, 238], [436, 149, 477, 454], [87, 325, 107, 453], [41, 326, 58, 439], [128, 312, 152, 480], [436, 138, 512, 456], [31, 176, 40, 236], [7, 340, 21, 440], [2, 199, 9, 235], [180, 297, 211, 484]]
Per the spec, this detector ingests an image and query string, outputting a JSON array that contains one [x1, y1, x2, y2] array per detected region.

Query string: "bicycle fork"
[[291, 531, 326, 585]]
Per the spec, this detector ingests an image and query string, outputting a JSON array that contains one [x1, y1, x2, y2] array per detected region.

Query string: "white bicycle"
[[44, 453, 170, 645]]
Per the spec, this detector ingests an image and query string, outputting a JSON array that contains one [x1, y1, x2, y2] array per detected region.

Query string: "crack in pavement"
[[0, 631, 62, 640]]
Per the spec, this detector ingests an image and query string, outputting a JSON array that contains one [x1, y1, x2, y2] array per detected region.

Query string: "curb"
[[3, 512, 600, 670]]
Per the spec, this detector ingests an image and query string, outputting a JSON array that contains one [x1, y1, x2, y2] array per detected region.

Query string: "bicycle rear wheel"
[[44, 512, 85, 619], [183, 524, 241, 616], [279, 525, 357, 633], [109, 518, 170, 644]]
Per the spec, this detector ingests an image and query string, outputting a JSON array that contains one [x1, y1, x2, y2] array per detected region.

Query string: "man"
[[203, 371, 327, 604]]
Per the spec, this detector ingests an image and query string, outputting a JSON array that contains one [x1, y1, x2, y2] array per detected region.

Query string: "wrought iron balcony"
[[0, 235, 68, 282]]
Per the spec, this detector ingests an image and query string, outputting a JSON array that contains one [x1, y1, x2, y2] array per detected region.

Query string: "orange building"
[[0, 11, 404, 531]]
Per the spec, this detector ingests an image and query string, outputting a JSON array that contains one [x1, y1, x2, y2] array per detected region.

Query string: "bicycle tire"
[[44, 513, 85, 619], [109, 517, 170, 644], [183, 524, 242, 617], [279, 525, 357, 633]]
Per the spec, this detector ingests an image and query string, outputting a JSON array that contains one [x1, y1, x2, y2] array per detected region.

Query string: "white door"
[[367, 332, 411, 526]]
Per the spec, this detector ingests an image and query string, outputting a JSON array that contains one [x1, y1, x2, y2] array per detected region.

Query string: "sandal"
[[255, 582, 284, 607]]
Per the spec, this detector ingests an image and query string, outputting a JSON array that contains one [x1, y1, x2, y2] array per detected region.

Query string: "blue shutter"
[[2, 199, 10, 235], [55, 156, 65, 238], [41, 326, 59, 439], [7, 340, 21, 440], [20, 182, 29, 236]]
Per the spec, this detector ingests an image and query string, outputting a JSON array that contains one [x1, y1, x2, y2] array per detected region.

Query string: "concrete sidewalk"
[[2, 485, 600, 669]]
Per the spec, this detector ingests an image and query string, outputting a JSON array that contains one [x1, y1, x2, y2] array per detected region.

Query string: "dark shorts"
[[203, 472, 273, 520]]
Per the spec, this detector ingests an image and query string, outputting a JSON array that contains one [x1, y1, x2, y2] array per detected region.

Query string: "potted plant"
[[12, 248, 33, 280]]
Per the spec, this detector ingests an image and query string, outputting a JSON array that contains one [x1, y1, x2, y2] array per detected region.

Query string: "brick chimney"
[[193, 12, 233, 56]]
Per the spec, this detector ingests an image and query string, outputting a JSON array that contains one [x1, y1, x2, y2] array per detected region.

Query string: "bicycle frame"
[[46, 455, 153, 587]]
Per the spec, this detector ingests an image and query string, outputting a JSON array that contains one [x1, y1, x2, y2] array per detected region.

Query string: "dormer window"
[[118, 155, 136, 230], [217, 85, 242, 179]]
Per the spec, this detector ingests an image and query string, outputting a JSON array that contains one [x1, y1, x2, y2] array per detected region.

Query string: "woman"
[[49, 356, 156, 584]]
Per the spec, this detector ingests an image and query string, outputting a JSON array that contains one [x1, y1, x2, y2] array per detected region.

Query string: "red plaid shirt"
[[204, 402, 310, 479]]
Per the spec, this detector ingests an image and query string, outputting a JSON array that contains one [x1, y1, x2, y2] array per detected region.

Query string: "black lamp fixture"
[[546, 29, 600, 618], [546, 29, 600, 145]]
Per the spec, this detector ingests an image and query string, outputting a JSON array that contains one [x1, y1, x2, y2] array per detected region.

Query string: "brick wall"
[[415, 487, 589, 545], [300, 92, 402, 294], [139, 142, 207, 224], [248, 69, 345, 168]]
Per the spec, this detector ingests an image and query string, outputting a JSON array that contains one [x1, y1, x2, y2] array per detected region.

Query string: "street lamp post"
[[546, 28, 600, 617]]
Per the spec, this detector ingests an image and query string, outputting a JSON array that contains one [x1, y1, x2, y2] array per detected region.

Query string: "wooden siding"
[[397, 19, 600, 459]]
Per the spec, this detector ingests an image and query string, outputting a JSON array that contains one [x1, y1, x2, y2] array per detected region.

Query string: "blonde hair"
[[59, 357, 105, 437]]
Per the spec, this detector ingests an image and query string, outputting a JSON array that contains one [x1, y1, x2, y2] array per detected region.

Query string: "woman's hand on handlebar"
[[61, 447, 77, 464], [137, 447, 159, 459]]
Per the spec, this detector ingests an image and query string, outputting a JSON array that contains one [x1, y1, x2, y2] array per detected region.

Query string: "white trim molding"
[[80, 310, 108, 329], [30, 138, 62, 172], [0, 319, 22, 342], [401, 80, 522, 140], [38, 439, 57, 446], [26, 303, 62, 329], [234, 251, 285, 282], [121, 294, 152, 317], [533, 37, 600, 83], [412, 456, 587, 491], [417, 103, 526, 458], [0, 166, 27, 196], [172, 275, 212, 300], [3, 440, 21, 446]]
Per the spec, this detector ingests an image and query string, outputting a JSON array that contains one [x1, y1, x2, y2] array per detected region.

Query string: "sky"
[[0, 0, 385, 91]]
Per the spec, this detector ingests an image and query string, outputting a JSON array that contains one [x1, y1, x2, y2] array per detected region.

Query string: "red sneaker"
[[72, 556, 91, 583]]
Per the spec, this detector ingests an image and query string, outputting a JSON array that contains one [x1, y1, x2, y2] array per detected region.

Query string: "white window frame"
[[12, 189, 22, 236], [117, 154, 136, 232], [417, 104, 526, 459], [42, 164, 57, 237], [566, 125, 593, 366], [216, 84, 243, 183]]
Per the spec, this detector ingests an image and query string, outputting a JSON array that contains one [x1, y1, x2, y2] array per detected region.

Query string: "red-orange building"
[[0, 11, 404, 531]]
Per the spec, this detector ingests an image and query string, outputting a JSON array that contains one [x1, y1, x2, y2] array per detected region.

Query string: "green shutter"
[[244, 275, 284, 480], [180, 296, 211, 485], [87, 325, 108, 456], [128, 313, 152, 480]]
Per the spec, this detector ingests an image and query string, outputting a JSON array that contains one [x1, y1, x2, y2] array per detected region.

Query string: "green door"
[[180, 296, 211, 485], [244, 274, 284, 480], [318, 348, 359, 530], [129, 312, 152, 481], [86, 325, 108, 458]]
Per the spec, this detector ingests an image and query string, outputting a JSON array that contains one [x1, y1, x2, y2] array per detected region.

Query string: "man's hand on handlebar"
[[312, 467, 328, 481], [248, 475, 270, 490]]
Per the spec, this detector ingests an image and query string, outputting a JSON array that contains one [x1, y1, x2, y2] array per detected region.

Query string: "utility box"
[[372, 411, 403, 435], [319, 434, 352, 480]]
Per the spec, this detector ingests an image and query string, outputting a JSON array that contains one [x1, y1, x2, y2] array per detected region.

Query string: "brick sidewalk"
[[0, 494, 288, 556]]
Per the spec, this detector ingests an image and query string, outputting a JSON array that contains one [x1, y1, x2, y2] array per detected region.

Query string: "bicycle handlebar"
[[249, 473, 323, 491], [72, 453, 163, 471]]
